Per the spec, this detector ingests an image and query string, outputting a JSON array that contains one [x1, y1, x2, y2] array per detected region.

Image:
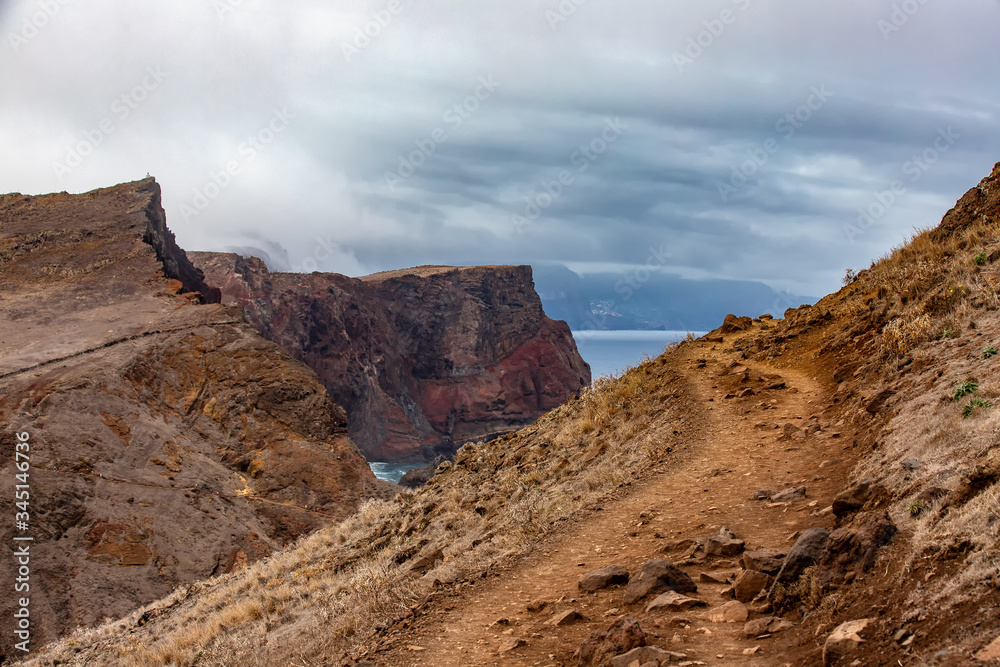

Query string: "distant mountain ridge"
[[532, 263, 815, 331]]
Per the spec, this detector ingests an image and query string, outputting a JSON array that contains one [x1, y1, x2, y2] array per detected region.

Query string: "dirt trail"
[[376, 332, 855, 666]]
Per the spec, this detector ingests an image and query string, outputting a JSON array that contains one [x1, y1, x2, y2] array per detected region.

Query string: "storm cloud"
[[2, 0, 998, 296]]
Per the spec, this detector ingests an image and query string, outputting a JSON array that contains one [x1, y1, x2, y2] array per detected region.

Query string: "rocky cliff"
[[189, 256, 592, 462], [0, 179, 390, 658]]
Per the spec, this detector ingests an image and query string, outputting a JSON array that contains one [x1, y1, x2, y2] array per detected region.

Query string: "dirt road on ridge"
[[376, 330, 855, 666]]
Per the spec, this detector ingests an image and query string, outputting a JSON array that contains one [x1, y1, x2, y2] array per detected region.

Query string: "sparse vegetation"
[[983, 345, 998, 359], [953, 380, 979, 401], [974, 251, 987, 266], [25, 353, 687, 667], [942, 328, 955, 340], [962, 397, 993, 418], [907, 499, 924, 516], [843, 267, 857, 285]]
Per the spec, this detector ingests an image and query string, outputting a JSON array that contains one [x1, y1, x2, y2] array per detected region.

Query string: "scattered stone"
[[546, 609, 587, 626], [744, 616, 794, 637], [733, 570, 773, 603], [580, 565, 631, 592], [719, 314, 753, 333], [741, 549, 786, 575], [780, 423, 800, 440], [705, 527, 745, 556], [610, 646, 688, 667], [752, 489, 775, 501], [975, 634, 1000, 661], [718, 585, 735, 599], [901, 458, 921, 471], [498, 637, 527, 653], [770, 486, 806, 503], [662, 538, 698, 553], [773, 528, 830, 588], [646, 591, 706, 613], [765, 381, 786, 390], [526, 598, 547, 612], [822, 619, 875, 666], [624, 559, 697, 605], [743, 646, 761, 655], [832, 478, 877, 517], [703, 600, 748, 623], [737, 388, 756, 398], [698, 571, 733, 584], [576, 616, 647, 667]]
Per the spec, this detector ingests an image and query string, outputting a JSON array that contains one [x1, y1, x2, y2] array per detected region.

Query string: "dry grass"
[[841, 205, 1000, 612], [22, 353, 687, 667]]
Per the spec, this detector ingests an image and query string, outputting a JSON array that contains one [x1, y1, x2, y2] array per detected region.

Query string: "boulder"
[[733, 570, 772, 603], [645, 591, 705, 613], [703, 600, 749, 623], [720, 314, 753, 334], [624, 559, 697, 605], [814, 512, 896, 592], [610, 646, 687, 667], [705, 527, 745, 556], [823, 619, 875, 665], [741, 549, 786, 575], [576, 616, 646, 666], [773, 528, 830, 588], [832, 478, 876, 517], [752, 489, 775, 501], [579, 565, 631, 592], [744, 616, 795, 638]]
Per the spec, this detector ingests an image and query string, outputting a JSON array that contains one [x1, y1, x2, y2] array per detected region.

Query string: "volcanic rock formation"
[[189, 254, 592, 462], [0, 179, 389, 656]]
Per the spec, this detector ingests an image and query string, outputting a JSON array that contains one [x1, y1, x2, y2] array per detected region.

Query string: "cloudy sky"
[[1, 0, 998, 296]]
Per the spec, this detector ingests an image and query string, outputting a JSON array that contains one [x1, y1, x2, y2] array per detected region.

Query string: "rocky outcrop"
[[189, 254, 591, 462], [0, 179, 388, 655]]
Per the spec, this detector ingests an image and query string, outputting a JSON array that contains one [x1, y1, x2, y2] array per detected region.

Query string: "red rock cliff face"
[[0, 180, 389, 657], [189, 257, 592, 462]]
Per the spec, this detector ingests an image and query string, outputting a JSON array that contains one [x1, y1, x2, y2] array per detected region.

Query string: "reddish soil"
[[374, 327, 857, 666]]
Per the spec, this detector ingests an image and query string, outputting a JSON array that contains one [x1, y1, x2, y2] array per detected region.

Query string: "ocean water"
[[572, 330, 707, 379], [369, 461, 425, 484]]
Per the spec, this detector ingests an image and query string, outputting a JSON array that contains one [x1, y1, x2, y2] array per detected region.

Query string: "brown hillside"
[[15, 162, 1000, 666], [0, 180, 391, 660]]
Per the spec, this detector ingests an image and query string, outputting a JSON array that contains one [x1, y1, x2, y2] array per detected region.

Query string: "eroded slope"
[[0, 180, 389, 659]]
